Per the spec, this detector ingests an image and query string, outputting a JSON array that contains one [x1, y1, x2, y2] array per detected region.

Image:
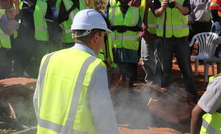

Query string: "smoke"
[[0, 84, 37, 127], [111, 83, 193, 132]]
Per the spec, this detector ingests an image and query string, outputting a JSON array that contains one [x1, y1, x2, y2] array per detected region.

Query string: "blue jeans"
[[158, 37, 198, 102]]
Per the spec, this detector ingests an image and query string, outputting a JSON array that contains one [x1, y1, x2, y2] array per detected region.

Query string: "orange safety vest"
[[210, 0, 221, 17]]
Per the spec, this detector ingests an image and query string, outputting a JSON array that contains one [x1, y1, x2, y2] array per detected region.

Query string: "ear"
[[93, 32, 99, 43], [71, 33, 75, 39]]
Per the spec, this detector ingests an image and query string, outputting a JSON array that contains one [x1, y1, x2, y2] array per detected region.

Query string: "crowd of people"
[[1, 0, 221, 133]]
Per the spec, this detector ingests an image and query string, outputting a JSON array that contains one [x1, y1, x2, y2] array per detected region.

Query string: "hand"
[[188, 21, 195, 24], [6, 8, 16, 20], [161, 0, 168, 10], [12, 0, 20, 15], [12, 0, 19, 6], [174, 1, 181, 9]]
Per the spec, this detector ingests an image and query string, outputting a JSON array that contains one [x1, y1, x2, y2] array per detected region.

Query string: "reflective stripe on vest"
[[210, 3, 221, 9], [34, 0, 49, 41], [156, 0, 189, 38], [109, 6, 140, 50], [148, 9, 157, 34], [61, 0, 86, 43], [0, 10, 11, 48], [200, 112, 221, 134], [210, 1, 221, 17], [37, 49, 102, 133], [139, 0, 157, 34]]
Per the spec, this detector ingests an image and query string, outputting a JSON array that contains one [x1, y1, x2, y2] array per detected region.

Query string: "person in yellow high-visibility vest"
[[33, 9, 119, 134], [190, 73, 221, 134], [130, 0, 161, 86], [56, 0, 86, 48], [154, 0, 198, 103], [0, 0, 19, 79], [106, 0, 142, 93], [13, 0, 52, 78]]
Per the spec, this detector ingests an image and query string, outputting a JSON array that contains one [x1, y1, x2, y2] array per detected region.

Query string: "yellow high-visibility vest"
[[36, 48, 106, 133], [156, 0, 189, 38], [0, 9, 11, 49], [108, 6, 140, 50]]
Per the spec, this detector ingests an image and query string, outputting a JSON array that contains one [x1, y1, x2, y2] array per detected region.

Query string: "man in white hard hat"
[[33, 9, 119, 134]]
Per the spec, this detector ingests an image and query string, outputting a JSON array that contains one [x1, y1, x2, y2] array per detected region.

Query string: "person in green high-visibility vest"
[[0, 0, 20, 79], [190, 73, 221, 134], [130, 0, 162, 87], [106, 0, 142, 93], [13, 0, 52, 78], [56, 0, 86, 48], [154, 0, 198, 103]]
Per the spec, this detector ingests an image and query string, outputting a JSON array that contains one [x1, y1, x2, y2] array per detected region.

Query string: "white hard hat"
[[71, 9, 112, 35]]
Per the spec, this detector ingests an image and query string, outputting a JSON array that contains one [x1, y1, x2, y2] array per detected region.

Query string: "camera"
[[168, 0, 175, 8], [0, 0, 13, 9]]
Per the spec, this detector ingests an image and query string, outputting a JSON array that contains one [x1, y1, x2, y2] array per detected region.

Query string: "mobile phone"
[[0, 0, 13, 9]]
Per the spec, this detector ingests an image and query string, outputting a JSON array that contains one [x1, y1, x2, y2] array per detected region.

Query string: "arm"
[[154, 0, 190, 17], [89, 65, 119, 134], [0, 0, 20, 35], [190, 105, 206, 134], [174, 0, 190, 15], [211, 10, 220, 22], [191, 76, 221, 134], [0, 9, 18, 35], [188, 0, 195, 23], [12, 0, 20, 15], [154, 0, 167, 17]]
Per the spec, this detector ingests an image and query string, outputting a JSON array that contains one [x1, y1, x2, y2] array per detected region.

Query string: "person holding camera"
[[154, 0, 198, 103]]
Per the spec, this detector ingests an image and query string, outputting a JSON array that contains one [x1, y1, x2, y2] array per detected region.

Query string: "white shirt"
[[198, 76, 221, 114]]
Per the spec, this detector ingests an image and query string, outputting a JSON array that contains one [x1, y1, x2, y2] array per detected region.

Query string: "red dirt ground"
[[1, 51, 217, 134]]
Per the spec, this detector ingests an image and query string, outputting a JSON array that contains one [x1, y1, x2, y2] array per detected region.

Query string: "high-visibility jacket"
[[0, 10, 11, 49], [36, 48, 106, 134], [139, 0, 157, 34], [57, 0, 86, 43], [210, 0, 221, 17], [34, 0, 49, 41], [110, 0, 121, 6], [199, 74, 221, 134], [108, 6, 140, 50], [98, 33, 117, 68], [156, 0, 189, 38], [208, 73, 221, 82]]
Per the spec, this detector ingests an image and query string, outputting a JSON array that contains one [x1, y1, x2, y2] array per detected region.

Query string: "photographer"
[[154, 0, 198, 103]]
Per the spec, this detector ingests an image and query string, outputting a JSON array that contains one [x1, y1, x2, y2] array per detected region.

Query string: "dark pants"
[[158, 37, 198, 103], [0, 48, 7, 79], [117, 62, 138, 91], [13, 36, 48, 78]]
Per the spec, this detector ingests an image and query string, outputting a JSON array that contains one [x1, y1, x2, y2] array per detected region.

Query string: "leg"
[[174, 37, 198, 103], [158, 38, 174, 88], [141, 37, 161, 86]]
